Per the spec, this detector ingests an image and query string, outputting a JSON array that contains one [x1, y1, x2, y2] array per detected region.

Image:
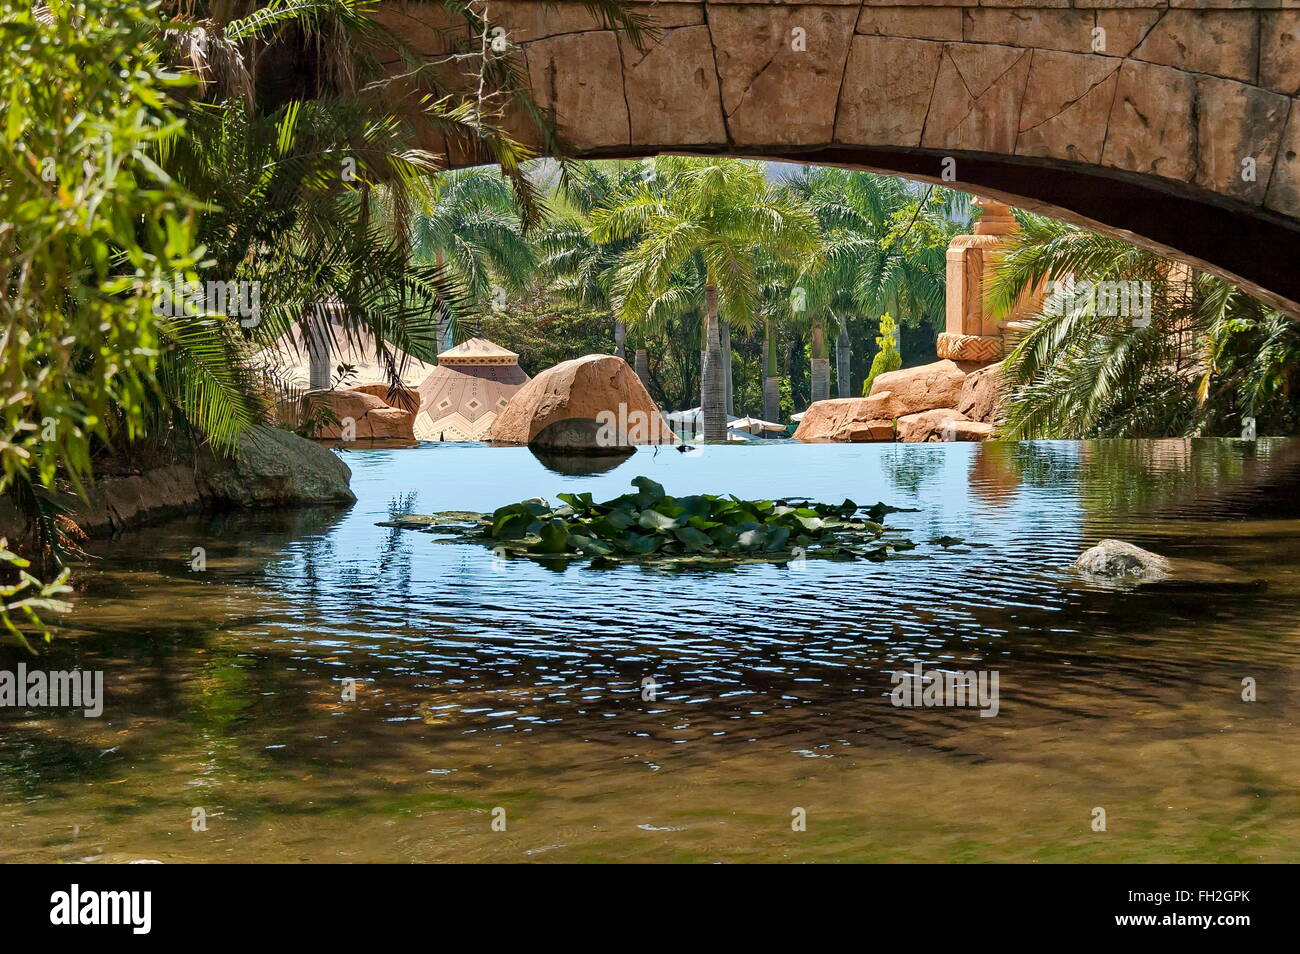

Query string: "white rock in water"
[[1073, 540, 1171, 579]]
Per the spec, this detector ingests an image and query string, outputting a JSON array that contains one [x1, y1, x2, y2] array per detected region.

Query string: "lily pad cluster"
[[379, 476, 921, 567]]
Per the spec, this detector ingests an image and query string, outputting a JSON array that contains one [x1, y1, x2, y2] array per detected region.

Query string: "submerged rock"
[[1073, 539, 1264, 591], [1073, 540, 1171, 579]]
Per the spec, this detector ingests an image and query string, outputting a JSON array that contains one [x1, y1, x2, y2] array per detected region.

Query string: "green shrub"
[[862, 313, 902, 395]]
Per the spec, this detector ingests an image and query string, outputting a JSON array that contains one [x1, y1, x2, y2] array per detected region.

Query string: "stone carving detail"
[[936, 332, 1003, 364]]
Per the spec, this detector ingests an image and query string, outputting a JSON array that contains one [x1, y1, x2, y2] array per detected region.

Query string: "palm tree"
[[755, 259, 802, 422], [537, 161, 650, 363], [411, 166, 537, 350], [988, 215, 1300, 437], [783, 168, 958, 404], [593, 158, 820, 440]]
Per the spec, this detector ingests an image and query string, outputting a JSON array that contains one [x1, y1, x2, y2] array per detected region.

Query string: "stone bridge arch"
[[376, 0, 1300, 317]]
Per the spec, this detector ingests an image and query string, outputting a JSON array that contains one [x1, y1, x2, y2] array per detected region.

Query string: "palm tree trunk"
[[763, 313, 781, 424], [702, 284, 726, 442], [835, 323, 852, 398], [434, 250, 454, 351], [721, 320, 734, 417], [788, 327, 806, 411], [810, 320, 830, 405], [307, 305, 331, 390], [634, 347, 649, 383], [613, 318, 626, 359]]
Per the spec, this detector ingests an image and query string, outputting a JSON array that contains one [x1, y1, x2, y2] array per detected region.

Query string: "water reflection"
[[529, 445, 636, 476], [2, 438, 1298, 863]]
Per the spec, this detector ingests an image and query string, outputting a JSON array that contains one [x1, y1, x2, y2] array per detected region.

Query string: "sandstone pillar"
[[936, 198, 1032, 365]]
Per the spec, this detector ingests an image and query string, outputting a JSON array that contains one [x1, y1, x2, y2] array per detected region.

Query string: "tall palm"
[[411, 167, 537, 350], [756, 259, 801, 422], [534, 161, 649, 362], [593, 158, 820, 440], [784, 168, 957, 403]]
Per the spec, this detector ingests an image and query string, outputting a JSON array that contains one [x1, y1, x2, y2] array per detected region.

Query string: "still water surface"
[[2, 439, 1298, 862]]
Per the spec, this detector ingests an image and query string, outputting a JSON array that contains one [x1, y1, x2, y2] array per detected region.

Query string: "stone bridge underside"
[[376, 1, 1300, 316]]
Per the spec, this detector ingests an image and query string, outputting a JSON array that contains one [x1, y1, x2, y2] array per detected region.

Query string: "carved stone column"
[[936, 198, 1030, 365]]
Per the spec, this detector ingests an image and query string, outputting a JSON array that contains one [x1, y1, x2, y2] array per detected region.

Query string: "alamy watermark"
[[890, 662, 999, 717], [1044, 273, 1152, 328], [0, 664, 103, 717], [50, 885, 150, 934], [151, 274, 261, 327]]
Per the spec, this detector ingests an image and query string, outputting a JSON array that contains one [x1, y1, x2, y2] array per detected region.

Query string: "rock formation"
[[792, 399, 893, 443], [796, 359, 999, 443], [486, 354, 677, 451], [349, 383, 421, 413], [797, 199, 1016, 443], [0, 427, 356, 543], [300, 389, 415, 441], [895, 409, 992, 443]]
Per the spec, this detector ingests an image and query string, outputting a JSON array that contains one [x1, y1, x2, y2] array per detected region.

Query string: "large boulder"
[[864, 359, 979, 419], [486, 354, 677, 451], [957, 364, 1003, 425], [792, 398, 893, 442], [896, 408, 992, 442], [2, 427, 356, 544], [202, 426, 356, 507], [302, 389, 415, 441]]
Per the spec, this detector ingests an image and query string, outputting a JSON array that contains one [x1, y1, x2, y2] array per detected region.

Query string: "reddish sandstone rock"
[[956, 364, 1003, 425], [303, 389, 415, 441], [793, 398, 894, 442], [349, 383, 421, 413], [486, 354, 677, 450], [951, 420, 995, 441], [896, 408, 973, 442], [865, 359, 980, 419], [846, 420, 896, 442]]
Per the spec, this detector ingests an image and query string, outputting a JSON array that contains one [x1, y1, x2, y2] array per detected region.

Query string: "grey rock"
[[203, 426, 356, 507], [2, 426, 355, 547], [1073, 539, 1171, 580], [1074, 538, 1264, 591]]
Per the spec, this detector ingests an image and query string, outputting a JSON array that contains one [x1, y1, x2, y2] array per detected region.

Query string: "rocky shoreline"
[[794, 359, 1003, 443], [0, 426, 355, 544]]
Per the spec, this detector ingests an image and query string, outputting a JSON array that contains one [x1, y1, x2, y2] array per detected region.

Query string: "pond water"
[[3, 438, 1299, 863]]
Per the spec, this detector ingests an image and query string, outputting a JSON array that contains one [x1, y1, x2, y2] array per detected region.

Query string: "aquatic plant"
[[380, 476, 919, 567]]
